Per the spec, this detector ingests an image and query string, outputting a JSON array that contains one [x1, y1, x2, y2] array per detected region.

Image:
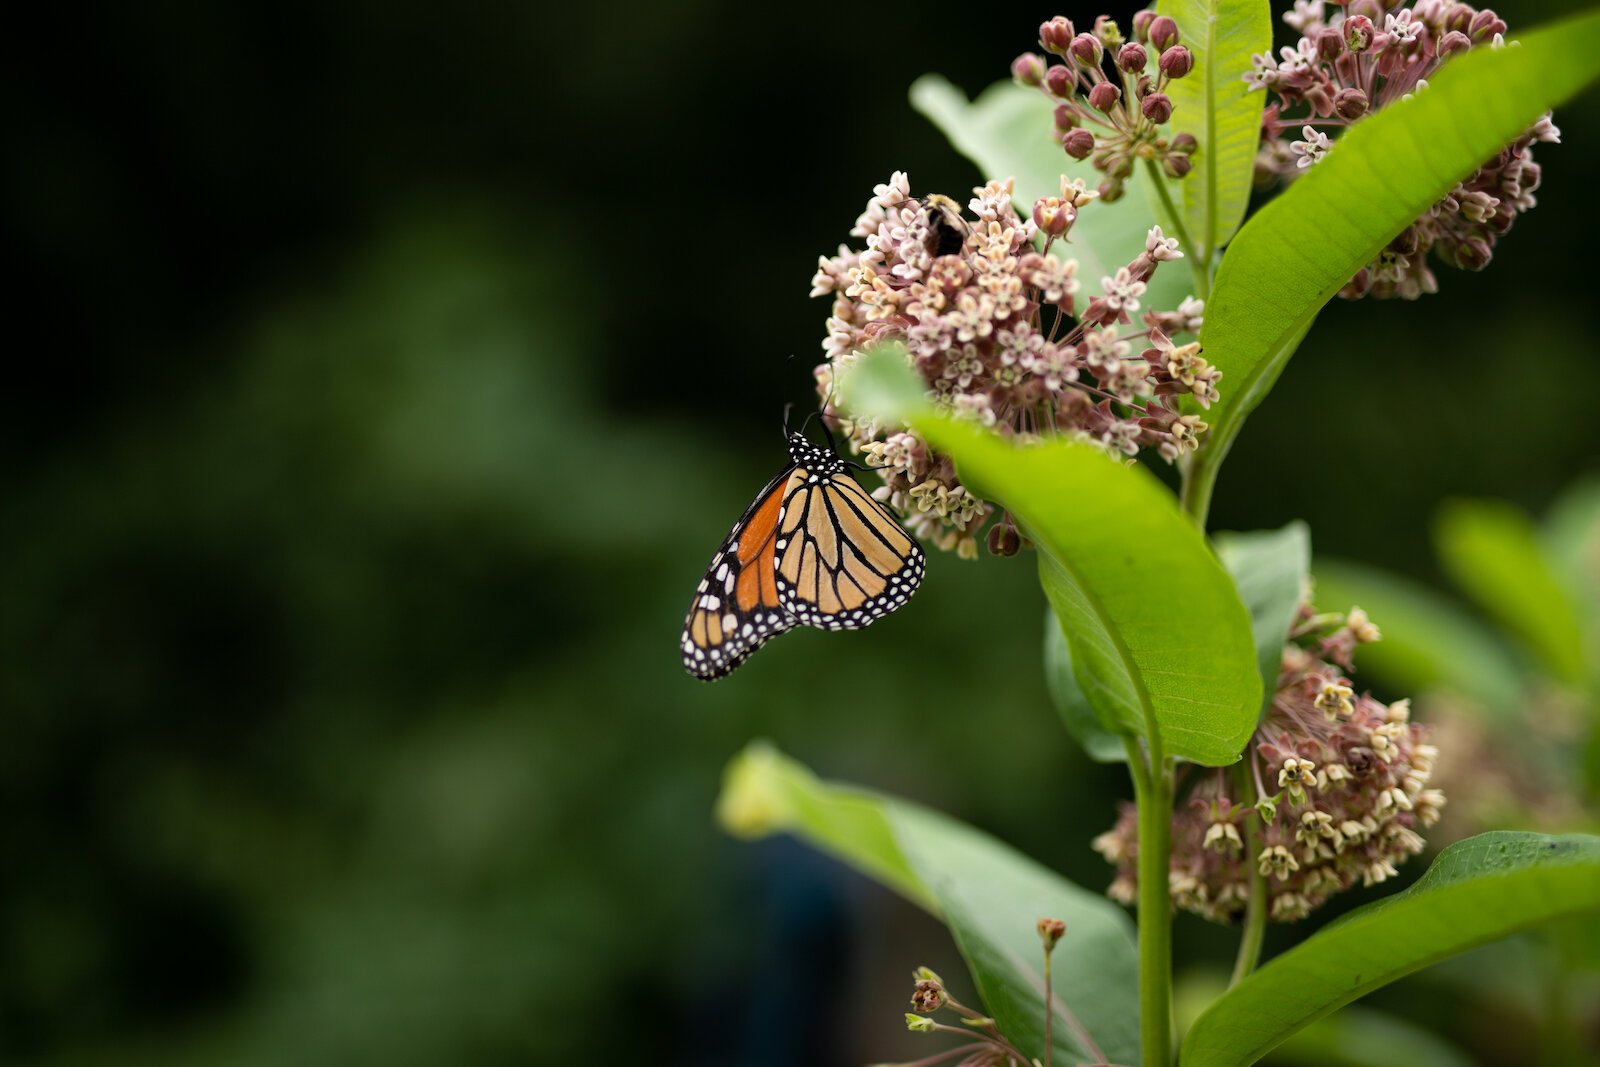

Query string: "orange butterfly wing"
[[680, 466, 800, 680]]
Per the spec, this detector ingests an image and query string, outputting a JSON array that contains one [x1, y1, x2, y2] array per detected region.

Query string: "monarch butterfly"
[[680, 419, 926, 680]]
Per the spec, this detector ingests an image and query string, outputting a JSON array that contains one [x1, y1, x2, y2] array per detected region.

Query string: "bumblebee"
[[918, 193, 970, 257]]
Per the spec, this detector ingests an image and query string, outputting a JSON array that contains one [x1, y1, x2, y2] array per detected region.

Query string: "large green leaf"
[[1182, 832, 1600, 1067], [1264, 1005, 1475, 1067], [1215, 522, 1310, 715], [1542, 476, 1600, 654], [1043, 608, 1131, 763], [717, 743, 1139, 1066], [910, 75, 1194, 313], [1434, 498, 1587, 685], [844, 350, 1260, 765], [1311, 557, 1524, 714], [1186, 11, 1600, 503], [1157, 0, 1271, 258]]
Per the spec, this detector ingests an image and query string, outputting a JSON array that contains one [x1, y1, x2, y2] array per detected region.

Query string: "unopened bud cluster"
[[1245, 0, 1559, 299], [888, 967, 1031, 1067], [1094, 602, 1445, 923], [1014, 11, 1198, 201], [811, 173, 1212, 558]]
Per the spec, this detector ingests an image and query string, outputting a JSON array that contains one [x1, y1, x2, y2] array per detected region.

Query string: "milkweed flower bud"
[[1170, 132, 1198, 155], [1062, 128, 1096, 159], [1141, 92, 1173, 124], [1162, 153, 1191, 179], [1117, 42, 1149, 72], [1088, 81, 1121, 112], [1053, 104, 1079, 130], [1093, 599, 1442, 923], [987, 522, 1022, 556], [1470, 8, 1506, 42], [1040, 15, 1076, 53], [1147, 14, 1179, 51], [1037, 917, 1066, 950], [1044, 64, 1076, 98], [1012, 52, 1047, 86], [1069, 32, 1103, 66], [1333, 87, 1368, 119], [1158, 45, 1194, 78], [1132, 8, 1156, 42]]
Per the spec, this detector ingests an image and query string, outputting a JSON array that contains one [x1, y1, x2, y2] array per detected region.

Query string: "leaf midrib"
[[1198, 1, 1219, 256]]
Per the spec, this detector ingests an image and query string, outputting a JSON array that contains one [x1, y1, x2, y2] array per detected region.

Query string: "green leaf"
[[1043, 608, 1131, 762], [717, 742, 1139, 1066], [1311, 557, 1524, 715], [909, 75, 1193, 313], [1434, 498, 1587, 684], [842, 350, 1260, 765], [1157, 0, 1272, 256], [1182, 831, 1600, 1067], [1264, 1005, 1475, 1067], [1543, 476, 1600, 643], [1215, 522, 1310, 716], [1186, 11, 1600, 502]]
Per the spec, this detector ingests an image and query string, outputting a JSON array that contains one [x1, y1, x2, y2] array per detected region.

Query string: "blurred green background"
[[4, 2, 1597, 1065]]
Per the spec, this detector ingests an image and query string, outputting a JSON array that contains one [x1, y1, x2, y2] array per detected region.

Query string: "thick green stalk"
[[1229, 764, 1268, 985], [1125, 738, 1174, 1067], [1178, 450, 1218, 531]]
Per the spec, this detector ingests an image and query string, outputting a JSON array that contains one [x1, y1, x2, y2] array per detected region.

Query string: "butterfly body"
[[681, 431, 925, 681]]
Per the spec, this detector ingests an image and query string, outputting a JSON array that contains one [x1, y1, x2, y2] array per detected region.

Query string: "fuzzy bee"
[[918, 193, 971, 257]]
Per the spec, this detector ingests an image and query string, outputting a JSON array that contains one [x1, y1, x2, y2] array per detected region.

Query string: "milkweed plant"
[[713, 2, 1600, 1065]]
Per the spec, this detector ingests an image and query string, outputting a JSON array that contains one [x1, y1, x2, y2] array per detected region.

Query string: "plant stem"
[[1177, 450, 1218, 531], [1142, 159, 1208, 300], [1124, 737, 1173, 1067], [1229, 763, 1268, 986], [1042, 944, 1055, 1067]]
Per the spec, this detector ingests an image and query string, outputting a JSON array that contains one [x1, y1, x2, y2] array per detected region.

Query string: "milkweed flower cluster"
[[1246, 0, 1559, 299], [1094, 601, 1445, 923], [1012, 11, 1197, 202], [811, 173, 1211, 558]]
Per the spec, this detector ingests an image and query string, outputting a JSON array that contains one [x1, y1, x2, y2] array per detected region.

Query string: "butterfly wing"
[[680, 465, 803, 680], [774, 468, 925, 630]]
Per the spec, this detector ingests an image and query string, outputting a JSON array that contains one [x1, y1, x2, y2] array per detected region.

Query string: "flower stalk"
[[1229, 762, 1269, 986], [1125, 737, 1173, 1067]]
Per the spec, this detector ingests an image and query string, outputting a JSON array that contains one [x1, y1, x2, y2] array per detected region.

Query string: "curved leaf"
[[909, 74, 1193, 313], [1267, 1005, 1476, 1067], [1157, 0, 1272, 256], [844, 350, 1260, 765], [1044, 608, 1131, 762], [717, 742, 1139, 1066], [1215, 522, 1310, 715], [1543, 476, 1600, 622], [1187, 11, 1600, 500], [1311, 557, 1524, 714], [1434, 498, 1586, 684], [1181, 831, 1600, 1067]]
